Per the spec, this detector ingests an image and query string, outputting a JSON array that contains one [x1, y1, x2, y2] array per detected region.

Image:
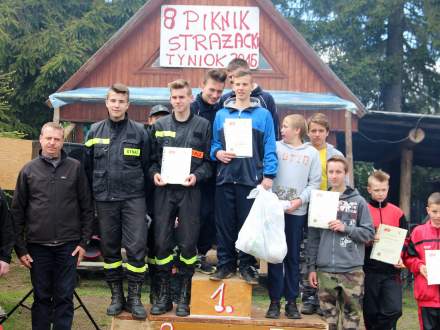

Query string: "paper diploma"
[[370, 224, 407, 265], [308, 190, 340, 229], [161, 147, 192, 184], [426, 250, 440, 285], [224, 118, 252, 157]]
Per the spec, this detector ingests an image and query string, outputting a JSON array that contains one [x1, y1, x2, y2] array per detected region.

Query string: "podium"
[[112, 274, 327, 330]]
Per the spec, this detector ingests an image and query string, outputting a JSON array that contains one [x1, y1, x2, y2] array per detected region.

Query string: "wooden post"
[[344, 110, 354, 186], [399, 148, 413, 219], [53, 107, 60, 123]]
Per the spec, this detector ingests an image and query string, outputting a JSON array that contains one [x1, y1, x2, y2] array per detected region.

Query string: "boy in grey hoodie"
[[307, 156, 374, 330]]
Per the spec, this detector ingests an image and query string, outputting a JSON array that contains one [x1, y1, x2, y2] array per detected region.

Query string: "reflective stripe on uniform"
[[179, 255, 197, 265], [155, 255, 174, 266], [155, 131, 176, 138], [147, 257, 156, 265], [103, 260, 123, 269], [85, 138, 110, 147], [123, 148, 141, 156], [125, 263, 147, 273]]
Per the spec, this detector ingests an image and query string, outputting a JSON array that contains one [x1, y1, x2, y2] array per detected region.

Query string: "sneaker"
[[285, 301, 301, 319], [300, 302, 316, 315], [209, 266, 235, 281], [196, 255, 216, 275], [265, 301, 280, 319], [239, 266, 258, 285]]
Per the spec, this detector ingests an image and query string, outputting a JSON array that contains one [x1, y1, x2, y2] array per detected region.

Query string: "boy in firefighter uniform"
[[149, 79, 212, 317], [85, 83, 150, 319]]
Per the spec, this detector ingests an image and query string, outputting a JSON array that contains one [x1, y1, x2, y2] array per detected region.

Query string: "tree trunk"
[[383, 1, 404, 112]]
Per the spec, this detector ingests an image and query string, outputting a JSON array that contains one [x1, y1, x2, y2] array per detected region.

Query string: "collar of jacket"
[[369, 199, 388, 208], [38, 149, 67, 167], [195, 93, 217, 113], [172, 111, 194, 124], [107, 113, 128, 128]]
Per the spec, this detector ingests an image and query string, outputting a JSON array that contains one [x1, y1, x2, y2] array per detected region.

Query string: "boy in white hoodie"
[[266, 114, 321, 319]]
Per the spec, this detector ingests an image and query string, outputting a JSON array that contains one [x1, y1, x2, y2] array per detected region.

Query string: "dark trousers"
[[154, 186, 200, 273], [419, 307, 440, 330], [197, 180, 216, 255], [215, 183, 255, 271], [363, 272, 402, 330], [28, 242, 77, 330], [268, 214, 305, 302], [96, 197, 147, 283]]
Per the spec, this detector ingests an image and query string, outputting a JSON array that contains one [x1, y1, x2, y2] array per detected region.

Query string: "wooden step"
[[190, 273, 253, 318], [113, 307, 328, 330]]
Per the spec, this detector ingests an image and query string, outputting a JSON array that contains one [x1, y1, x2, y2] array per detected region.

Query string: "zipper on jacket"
[[379, 201, 383, 224]]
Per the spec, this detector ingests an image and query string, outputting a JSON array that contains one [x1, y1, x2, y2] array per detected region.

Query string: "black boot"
[[265, 301, 281, 319], [125, 281, 147, 319], [149, 265, 159, 305], [175, 275, 192, 317], [285, 301, 301, 319], [150, 273, 173, 315], [107, 281, 126, 316]]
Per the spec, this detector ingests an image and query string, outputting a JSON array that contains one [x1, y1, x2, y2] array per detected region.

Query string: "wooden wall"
[[59, 0, 359, 130]]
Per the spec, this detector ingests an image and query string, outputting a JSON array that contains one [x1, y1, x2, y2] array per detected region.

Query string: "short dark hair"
[[107, 83, 129, 100], [327, 155, 349, 173], [203, 69, 227, 84], [168, 79, 192, 95], [227, 58, 250, 72]]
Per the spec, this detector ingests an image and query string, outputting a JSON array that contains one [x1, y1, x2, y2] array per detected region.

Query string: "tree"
[[273, 0, 440, 114], [0, 0, 145, 138]]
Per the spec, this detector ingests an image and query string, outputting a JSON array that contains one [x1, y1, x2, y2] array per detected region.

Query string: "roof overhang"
[[48, 87, 360, 114]]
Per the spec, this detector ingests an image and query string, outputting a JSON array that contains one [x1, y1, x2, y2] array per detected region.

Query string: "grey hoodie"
[[307, 187, 374, 273], [272, 141, 322, 215]]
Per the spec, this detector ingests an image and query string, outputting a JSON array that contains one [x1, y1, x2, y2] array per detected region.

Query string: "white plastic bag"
[[235, 185, 287, 264]]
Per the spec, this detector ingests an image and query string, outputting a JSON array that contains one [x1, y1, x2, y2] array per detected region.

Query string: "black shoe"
[[175, 275, 192, 317], [106, 281, 126, 316], [316, 306, 323, 316], [265, 301, 280, 319], [150, 274, 173, 315], [239, 266, 258, 285], [196, 255, 216, 275], [285, 301, 301, 319], [125, 282, 147, 320], [209, 267, 235, 281], [300, 302, 316, 315]]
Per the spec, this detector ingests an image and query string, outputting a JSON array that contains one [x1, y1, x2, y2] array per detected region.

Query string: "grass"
[[0, 257, 419, 330]]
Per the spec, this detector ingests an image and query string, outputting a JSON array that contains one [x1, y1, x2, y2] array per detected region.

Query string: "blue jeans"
[[28, 242, 78, 330], [268, 214, 306, 302]]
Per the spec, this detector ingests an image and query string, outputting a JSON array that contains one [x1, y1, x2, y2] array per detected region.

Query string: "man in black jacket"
[[190, 69, 227, 274], [85, 83, 150, 319], [11, 122, 94, 330], [0, 187, 13, 277], [149, 79, 212, 317]]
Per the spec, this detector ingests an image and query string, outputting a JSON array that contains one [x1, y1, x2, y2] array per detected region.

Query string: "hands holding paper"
[[216, 150, 236, 164], [286, 198, 302, 213], [329, 219, 345, 232], [155, 173, 197, 187], [420, 264, 428, 279], [154, 173, 167, 186]]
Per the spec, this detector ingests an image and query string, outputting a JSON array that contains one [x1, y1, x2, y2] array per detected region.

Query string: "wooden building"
[[50, 0, 365, 128]]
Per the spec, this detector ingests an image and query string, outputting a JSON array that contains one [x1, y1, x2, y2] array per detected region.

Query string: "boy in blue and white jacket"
[[210, 69, 277, 284]]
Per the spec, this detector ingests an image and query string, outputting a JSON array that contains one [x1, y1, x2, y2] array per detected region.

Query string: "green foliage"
[[0, 0, 145, 138], [274, 0, 440, 114]]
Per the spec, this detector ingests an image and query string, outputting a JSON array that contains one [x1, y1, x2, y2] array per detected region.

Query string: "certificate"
[[224, 118, 252, 157], [425, 250, 440, 285], [161, 147, 192, 184], [370, 224, 407, 265], [308, 190, 340, 229]]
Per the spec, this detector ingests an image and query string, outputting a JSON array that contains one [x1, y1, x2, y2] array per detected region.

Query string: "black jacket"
[[0, 188, 13, 263], [85, 115, 150, 201], [220, 85, 280, 139], [190, 92, 221, 127], [149, 113, 212, 183], [11, 151, 94, 257]]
